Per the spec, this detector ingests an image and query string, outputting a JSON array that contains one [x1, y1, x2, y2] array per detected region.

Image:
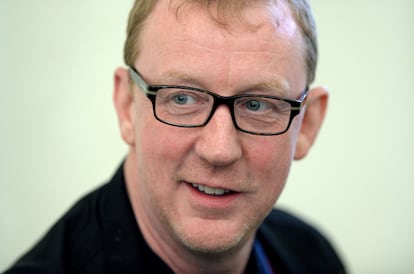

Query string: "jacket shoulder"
[[259, 208, 346, 274], [4, 183, 112, 274]]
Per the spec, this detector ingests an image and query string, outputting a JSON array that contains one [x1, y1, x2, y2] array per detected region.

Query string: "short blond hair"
[[123, 0, 318, 84]]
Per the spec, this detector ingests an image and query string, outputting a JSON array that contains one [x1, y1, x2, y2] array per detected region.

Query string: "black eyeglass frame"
[[129, 66, 308, 136]]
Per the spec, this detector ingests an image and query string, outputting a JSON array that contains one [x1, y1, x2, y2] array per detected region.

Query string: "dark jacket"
[[4, 164, 346, 274]]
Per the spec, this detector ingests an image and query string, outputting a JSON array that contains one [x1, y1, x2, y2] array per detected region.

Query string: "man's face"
[[126, 0, 307, 254]]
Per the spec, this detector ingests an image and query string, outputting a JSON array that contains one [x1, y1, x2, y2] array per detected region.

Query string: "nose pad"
[[194, 105, 242, 166]]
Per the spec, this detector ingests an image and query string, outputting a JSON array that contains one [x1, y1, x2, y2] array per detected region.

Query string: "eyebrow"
[[159, 70, 291, 97], [244, 77, 291, 97], [160, 71, 200, 84]]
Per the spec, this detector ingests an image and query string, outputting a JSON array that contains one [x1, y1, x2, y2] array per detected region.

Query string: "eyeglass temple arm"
[[299, 86, 309, 101], [129, 67, 157, 96], [291, 87, 309, 111]]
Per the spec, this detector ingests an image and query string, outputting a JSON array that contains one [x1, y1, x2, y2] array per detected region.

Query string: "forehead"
[[136, 0, 306, 93], [142, 0, 300, 48]]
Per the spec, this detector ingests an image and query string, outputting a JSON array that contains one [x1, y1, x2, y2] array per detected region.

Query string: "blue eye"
[[245, 99, 268, 111], [172, 93, 196, 105]]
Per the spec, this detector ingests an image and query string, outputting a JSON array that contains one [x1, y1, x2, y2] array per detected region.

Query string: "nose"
[[194, 105, 242, 167]]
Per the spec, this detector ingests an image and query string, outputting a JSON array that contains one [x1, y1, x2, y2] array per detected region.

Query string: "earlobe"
[[113, 67, 136, 146], [294, 86, 329, 160]]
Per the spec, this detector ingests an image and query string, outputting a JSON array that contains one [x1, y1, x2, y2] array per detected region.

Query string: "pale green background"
[[1, 1, 413, 273]]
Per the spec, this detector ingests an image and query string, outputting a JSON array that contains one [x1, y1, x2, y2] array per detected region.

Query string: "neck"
[[123, 151, 255, 274], [154, 236, 255, 274]]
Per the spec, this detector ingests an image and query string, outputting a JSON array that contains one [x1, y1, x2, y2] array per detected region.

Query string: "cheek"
[[133, 99, 166, 180], [133, 97, 180, 162], [136, 105, 192, 182], [140, 126, 191, 167], [134, 114, 182, 211], [246, 135, 295, 186]]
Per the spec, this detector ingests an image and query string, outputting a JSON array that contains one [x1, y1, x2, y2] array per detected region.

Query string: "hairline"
[[124, 0, 317, 85]]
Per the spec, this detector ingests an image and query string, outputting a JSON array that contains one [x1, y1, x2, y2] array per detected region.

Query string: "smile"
[[191, 183, 231, 196]]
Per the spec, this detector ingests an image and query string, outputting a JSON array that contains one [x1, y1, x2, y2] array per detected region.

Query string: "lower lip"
[[184, 182, 241, 209]]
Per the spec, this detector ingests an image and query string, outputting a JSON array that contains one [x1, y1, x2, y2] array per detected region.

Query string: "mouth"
[[191, 183, 233, 196]]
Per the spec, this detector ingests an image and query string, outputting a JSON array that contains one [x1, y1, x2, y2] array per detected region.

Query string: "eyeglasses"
[[129, 66, 308, 136]]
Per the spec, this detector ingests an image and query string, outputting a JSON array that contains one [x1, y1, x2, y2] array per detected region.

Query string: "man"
[[4, 0, 346, 273]]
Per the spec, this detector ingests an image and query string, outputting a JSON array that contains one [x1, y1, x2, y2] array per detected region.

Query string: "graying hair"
[[124, 0, 318, 84]]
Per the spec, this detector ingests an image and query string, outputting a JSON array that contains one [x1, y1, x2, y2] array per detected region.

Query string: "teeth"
[[214, 188, 225, 195], [191, 183, 230, 196]]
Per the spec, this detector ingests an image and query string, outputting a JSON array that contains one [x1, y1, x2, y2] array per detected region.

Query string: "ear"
[[113, 67, 136, 146], [294, 86, 329, 160]]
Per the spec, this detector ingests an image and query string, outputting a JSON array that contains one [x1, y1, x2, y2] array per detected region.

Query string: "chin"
[[174, 220, 255, 255]]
